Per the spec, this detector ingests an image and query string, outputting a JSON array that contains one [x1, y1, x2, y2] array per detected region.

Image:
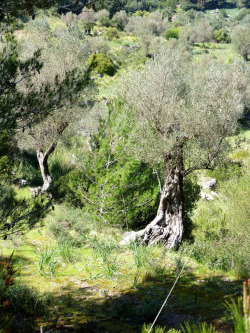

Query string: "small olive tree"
[[120, 50, 248, 249], [181, 20, 214, 47], [17, 69, 92, 195], [231, 24, 250, 61]]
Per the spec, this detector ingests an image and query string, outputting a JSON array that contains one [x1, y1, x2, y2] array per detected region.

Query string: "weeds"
[[225, 280, 250, 333], [175, 254, 184, 278], [105, 258, 118, 278], [90, 237, 119, 278], [58, 239, 77, 262], [141, 323, 170, 332], [129, 240, 151, 269], [64, 292, 78, 307], [34, 246, 58, 277], [132, 269, 141, 289], [91, 237, 116, 262], [181, 322, 219, 333]]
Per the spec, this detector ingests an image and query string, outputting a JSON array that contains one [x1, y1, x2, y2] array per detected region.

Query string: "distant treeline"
[[56, 0, 249, 17]]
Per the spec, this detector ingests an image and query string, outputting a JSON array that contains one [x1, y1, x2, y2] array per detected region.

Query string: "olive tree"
[[120, 50, 247, 249], [231, 24, 250, 61], [181, 20, 214, 47], [16, 69, 92, 195]]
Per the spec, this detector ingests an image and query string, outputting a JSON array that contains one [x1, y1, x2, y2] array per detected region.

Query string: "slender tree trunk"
[[243, 53, 248, 62], [121, 155, 184, 249], [36, 149, 53, 194], [34, 122, 68, 196]]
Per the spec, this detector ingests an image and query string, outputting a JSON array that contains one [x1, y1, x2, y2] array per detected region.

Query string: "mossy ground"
[[0, 209, 244, 332]]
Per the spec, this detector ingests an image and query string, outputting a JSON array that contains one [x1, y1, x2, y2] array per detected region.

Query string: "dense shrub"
[[112, 10, 128, 29], [48, 205, 90, 246], [97, 14, 112, 27], [166, 28, 180, 40], [105, 27, 119, 39], [191, 173, 250, 277], [88, 53, 116, 76], [213, 28, 230, 43]]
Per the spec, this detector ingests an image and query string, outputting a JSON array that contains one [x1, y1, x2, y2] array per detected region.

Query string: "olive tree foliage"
[[17, 47, 92, 195], [113, 10, 128, 28], [78, 8, 97, 24], [231, 24, 250, 61], [22, 16, 89, 81], [125, 12, 168, 56], [12, 16, 93, 195], [125, 11, 168, 37], [87, 36, 110, 54], [120, 50, 248, 248], [61, 11, 77, 27], [0, 44, 56, 238], [180, 19, 214, 46]]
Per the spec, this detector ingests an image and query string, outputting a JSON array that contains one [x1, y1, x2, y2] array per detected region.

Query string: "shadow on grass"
[[35, 273, 243, 333], [0, 253, 33, 267]]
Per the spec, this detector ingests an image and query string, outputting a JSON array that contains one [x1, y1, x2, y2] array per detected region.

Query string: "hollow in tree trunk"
[[121, 158, 184, 249]]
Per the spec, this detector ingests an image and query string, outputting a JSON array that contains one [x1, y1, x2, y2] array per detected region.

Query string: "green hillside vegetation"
[[0, 0, 250, 332]]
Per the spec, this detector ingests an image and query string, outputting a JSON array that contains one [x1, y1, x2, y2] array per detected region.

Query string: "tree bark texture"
[[120, 164, 184, 249], [34, 122, 68, 196], [243, 53, 249, 62], [36, 149, 53, 195]]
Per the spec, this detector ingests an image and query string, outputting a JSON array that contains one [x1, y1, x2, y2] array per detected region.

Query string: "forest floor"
[[0, 190, 246, 333]]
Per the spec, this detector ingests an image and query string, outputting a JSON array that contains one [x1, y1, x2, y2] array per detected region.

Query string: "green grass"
[[204, 8, 240, 18], [192, 43, 240, 63], [0, 208, 245, 332]]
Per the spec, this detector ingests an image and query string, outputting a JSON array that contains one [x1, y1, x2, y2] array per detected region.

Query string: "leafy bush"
[[111, 16, 125, 30], [88, 53, 116, 76], [97, 14, 111, 27], [48, 205, 90, 246], [105, 27, 119, 39], [213, 29, 230, 43], [206, 160, 242, 182], [191, 173, 250, 277], [166, 28, 180, 40]]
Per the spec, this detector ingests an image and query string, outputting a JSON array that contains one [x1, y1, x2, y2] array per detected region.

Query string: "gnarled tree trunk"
[[34, 121, 68, 196], [37, 148, 53, 195], [121, 156, 184, 249]]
